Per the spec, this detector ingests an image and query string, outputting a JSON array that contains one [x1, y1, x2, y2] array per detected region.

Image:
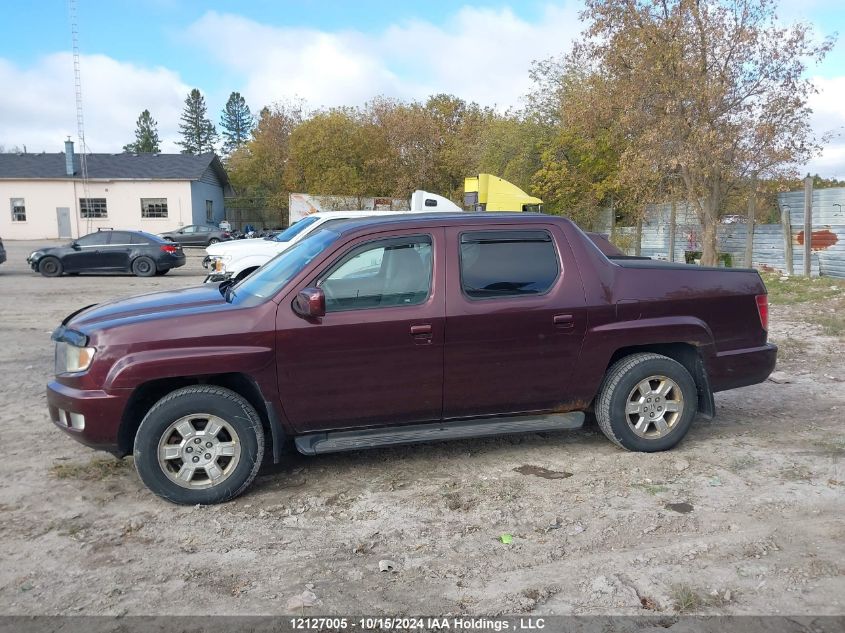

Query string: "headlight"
[[55, 342, 96, 374], [211, 255, 231, 272]]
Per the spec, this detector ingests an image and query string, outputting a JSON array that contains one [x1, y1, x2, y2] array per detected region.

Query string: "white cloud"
[[806, 76, 845, 178], [184, 4, 583, 110], [0, 53, 188, 154]]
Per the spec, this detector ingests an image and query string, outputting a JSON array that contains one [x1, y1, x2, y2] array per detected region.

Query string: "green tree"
[[122, 109, 161, 153], [220, 92, 254, 156], [227, 101, 304, 211], [178, 89, 218, 154]]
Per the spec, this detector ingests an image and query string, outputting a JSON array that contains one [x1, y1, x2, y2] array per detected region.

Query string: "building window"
[[10, 198, 26, 222], [206, 200, 213, 222], [80, 198, 108, 219], [141, 198, 168, 218]]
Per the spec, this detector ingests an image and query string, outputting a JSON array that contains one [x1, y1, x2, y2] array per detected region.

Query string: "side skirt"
[[295, 412, 585, 456]]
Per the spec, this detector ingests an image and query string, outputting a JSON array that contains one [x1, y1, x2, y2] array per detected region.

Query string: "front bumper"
[[47, 380, 128, 454], [708, 343, 778, 392]]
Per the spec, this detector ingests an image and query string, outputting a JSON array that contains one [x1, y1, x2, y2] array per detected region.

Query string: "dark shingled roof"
[[0, 152, 230, 189]]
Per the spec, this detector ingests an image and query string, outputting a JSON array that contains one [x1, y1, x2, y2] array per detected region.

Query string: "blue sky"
[[1, 1, 843, 176]]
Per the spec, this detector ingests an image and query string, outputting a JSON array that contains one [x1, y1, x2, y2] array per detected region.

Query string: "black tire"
[[132, 256, 156, 277], [208, 238, 220, 245], [133, 386, 264, 505], [595, 353, 697, 452], [155, 268, 169, 276], [38, 257, 63, 277]]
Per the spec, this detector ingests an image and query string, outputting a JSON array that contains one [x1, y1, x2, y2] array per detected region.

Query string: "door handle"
[[410, 324, 432, 336], [553, 314, 575, 329]]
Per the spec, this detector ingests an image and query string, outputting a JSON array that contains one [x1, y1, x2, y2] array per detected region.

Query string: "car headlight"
[[211, 255, 231, 272], [55, 341, 96, 374]]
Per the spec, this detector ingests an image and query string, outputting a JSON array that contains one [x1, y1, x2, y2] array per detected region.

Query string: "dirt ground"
[[0, 239, 843, 617]]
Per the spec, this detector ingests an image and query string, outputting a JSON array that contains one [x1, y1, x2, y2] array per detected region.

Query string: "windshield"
[[232, 228, 338, 302], [271, 215, 321, 242]]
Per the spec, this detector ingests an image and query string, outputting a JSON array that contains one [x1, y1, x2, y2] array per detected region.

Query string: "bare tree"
[[540, 0, 834, 264]]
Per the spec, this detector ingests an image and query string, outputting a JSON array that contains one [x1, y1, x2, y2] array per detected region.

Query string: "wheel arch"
[[117, 372, 287, 461], [603, 342, 715, 419]]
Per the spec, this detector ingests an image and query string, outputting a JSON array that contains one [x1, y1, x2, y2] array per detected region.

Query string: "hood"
[[206, 238, 285, 257], [68, 284, 230, 332]]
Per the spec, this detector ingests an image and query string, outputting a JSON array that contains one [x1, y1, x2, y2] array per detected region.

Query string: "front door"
[[63, 231, 111, 272], [443, 224, 588, 418], [276, 229, 445, 432], [56, 208, 71, 238]]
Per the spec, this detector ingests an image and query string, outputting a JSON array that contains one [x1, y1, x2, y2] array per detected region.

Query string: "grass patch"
[[670, 584, 706, 613], [761, 273, 845, 305], [808, 313, 845, 337], [51, 457, 130, 481], [632, 482, 669, 495]]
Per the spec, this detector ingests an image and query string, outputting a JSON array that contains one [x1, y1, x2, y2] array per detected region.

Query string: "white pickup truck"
[[203, 191, 460, 283]]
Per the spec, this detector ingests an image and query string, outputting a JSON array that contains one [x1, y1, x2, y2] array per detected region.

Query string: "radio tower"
[[68, 0, 92, 233]]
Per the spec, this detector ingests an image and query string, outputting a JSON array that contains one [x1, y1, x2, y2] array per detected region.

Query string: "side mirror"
[[293, 287, 326, 319], [71, 241, 80, 250]]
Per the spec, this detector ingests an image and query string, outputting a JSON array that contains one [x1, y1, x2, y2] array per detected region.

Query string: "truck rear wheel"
[[596, 353, 697, 452], [133, 386, 264, 505]]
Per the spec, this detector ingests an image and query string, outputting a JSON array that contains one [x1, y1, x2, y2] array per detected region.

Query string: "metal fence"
[[597, 187, 845, 278]]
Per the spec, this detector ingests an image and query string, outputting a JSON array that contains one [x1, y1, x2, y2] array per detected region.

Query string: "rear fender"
[[578, 316, 716, 402]]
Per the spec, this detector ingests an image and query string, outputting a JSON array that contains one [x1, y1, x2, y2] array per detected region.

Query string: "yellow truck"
[[463, 174, 543, 212]]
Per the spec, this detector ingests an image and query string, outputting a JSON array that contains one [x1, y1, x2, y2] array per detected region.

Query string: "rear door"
[[276, 228, 445, 432], [443, 223, 587, 418], [100, 231, 133, 270]]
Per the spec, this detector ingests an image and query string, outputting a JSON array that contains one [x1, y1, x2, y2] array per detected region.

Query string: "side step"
[[294, 412, 585, 456]]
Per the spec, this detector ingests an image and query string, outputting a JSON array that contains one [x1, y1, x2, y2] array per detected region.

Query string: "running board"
[[294, 412, 585, 456]]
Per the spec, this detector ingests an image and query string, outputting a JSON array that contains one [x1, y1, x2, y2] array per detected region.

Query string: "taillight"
[[755, 294, 768, 331], [160, 244, 178, 254]]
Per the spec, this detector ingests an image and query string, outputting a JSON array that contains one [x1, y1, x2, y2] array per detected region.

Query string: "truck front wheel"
[[596, 353, 697, 452], [133, 386, 264, 504]]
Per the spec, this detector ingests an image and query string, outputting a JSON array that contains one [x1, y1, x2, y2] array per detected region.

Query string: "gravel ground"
[[0, 239, 843, 616]]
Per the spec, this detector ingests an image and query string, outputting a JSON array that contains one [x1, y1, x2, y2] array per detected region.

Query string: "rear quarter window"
[[459, 230, 559, 299]]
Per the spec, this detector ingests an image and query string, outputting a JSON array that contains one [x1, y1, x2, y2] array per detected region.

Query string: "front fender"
[[227, 254, 273, 276], [104, 345, 274, 390]]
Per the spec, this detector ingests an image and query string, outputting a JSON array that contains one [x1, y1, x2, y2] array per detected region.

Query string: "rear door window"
[[459, 230, 559, 299], [109, 231, 133, 245]]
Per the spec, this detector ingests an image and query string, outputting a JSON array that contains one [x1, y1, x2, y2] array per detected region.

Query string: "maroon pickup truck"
[[47, 213, 776, 504]]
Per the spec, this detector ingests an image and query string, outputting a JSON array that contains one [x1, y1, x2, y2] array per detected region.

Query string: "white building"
[[0, 140, 233, 240]]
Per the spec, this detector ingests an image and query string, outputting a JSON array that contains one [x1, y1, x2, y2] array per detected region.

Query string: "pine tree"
[[220, 92, 254, 156], [178, 89, 218, 154], [123, 109, 161, 153]]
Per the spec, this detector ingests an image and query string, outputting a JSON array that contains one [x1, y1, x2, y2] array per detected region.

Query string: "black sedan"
[[159, 224, 231, 246], [27, 229, 186, 277], [0, 236, 6, 267]]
